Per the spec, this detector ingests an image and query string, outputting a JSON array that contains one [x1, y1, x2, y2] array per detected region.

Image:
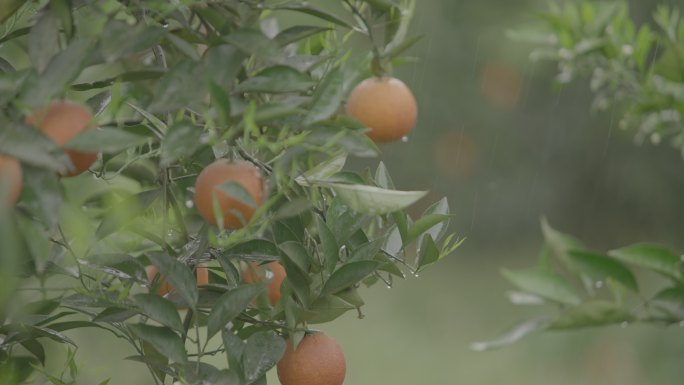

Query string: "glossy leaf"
[[242, 331, 286, 383], [133, 294, 184, 331], [329, 183, 427, 215], [322, 261, 381, 295], [147, 252, 198, 309], [502, 268, 582, 306], [128, 324, 187, 363], [608, 243, 683, 282], [567, 250, 638, 291], [207, 284, 265, 338]]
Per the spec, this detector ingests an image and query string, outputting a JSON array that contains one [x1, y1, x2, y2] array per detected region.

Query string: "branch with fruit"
[[0, 1, 459, 384]]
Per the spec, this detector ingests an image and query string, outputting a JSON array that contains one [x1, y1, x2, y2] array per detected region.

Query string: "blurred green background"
[[35, 0, 684, 384]]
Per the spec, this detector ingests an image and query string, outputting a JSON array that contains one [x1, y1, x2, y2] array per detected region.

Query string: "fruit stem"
[[344, 0, 383, 67]]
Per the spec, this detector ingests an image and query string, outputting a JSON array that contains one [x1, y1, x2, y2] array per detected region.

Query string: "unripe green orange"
[[194, 160, 265, 229], [346, 76, 418, 143], [0, 155, 22, 206], [26, 101, 97, 177], [277, 332, 346, 385]]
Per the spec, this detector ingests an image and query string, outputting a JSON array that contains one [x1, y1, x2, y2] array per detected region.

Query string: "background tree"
[[476, 1, 684, 350]]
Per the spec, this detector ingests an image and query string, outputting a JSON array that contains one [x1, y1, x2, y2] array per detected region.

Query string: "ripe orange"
[[345, 76, 418, 143], [277, 332, 346, 385], [242, 261, 286, 305], [0, 156, 22, 206], [194, 160, 265, 229], [146, 263, 209, 297], [26, 101, 97, 177]]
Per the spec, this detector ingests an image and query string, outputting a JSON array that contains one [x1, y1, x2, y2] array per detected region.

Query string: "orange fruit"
[[26, 101, 97, 177], [0, 156, 22, 206], [243, 261, 286, 305], [277, 332, 346, 385], [345, 76, 418, 143], [194, 160, 265, 229], [146, 263, 209, 297], [480, 62, 523, 110]]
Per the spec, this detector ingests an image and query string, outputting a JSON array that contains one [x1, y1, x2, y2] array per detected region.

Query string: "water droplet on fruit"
[[185, 200, 194, 208], [265, 270, 274, 280]]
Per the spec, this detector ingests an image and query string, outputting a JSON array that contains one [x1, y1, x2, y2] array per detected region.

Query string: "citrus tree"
[[476, 1, 684, 351], [0, 1, 461, 384]]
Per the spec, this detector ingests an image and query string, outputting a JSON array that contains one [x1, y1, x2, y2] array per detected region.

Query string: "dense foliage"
[[0, 1, 460, 384]]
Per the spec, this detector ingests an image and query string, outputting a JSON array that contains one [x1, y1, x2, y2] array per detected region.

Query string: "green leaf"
[[20, 339, 45, 365], [316, 217, 339, 274], [222, 329, 245, 377], [148, 60, 207, 112], [349, 238, 384, 262], [0, 356, 36, 384], [0, 123, 69, 173], [374, 162, 395, 189], [21, 39, 93, 107], [93, 307, 139, 323], [322, 261, 381, 295], [279, 242, 311, 274], [328, 183, 427, 215], [28, 10, 59, 74], [235, 66, 314, 93], [16, 215, 50, 274], [540, 218, 583, 269], [567, 250, 638, 291], [50, 0, 74, 40], [147, 252, 199, 309], [224, 239, 280, 262], [303, 67, 345, 125], [100, 22, 166, 62], [549, 300, 635, 329], [66, 128, 150, 153], [96, 189, 162, 239], [217, 181, 257, 207], [386, 34, 424, 61], [273, 4, 353, 29], [360, 0, 396, 12], [502, 268, 582, 306], [207, 284, 265, 338], [275, 26, 330, 47], [273, 198, 313, 220], [21, 165, 63, 228], [416, 234, 440, 271], [296, 151, 347, 184], [128, 324, 187, 363], [242, 331, 286, 383], [133, 294, 184, 331], [0, 0, 27, 23], [160, 123, 202, 166], [651, 287, 684, 319], [608, 243, 683, 282], [72, 69, 165, 91], [407, 214, 450, 245], [224, 29, 279, 57], [304, 295, 355, 324], [470, 317, 552, 351], [279, 246, 311, 305]]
